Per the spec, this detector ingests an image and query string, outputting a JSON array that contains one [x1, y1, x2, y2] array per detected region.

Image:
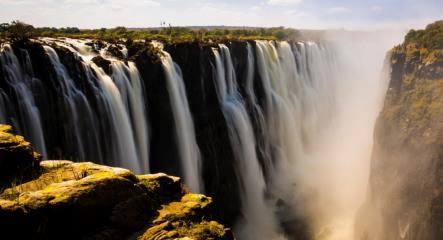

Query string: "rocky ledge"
[[0, 124, 234, 240]]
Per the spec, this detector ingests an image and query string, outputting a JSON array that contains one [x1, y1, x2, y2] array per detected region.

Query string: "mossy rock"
[[137, 194, 233, 240], [0, 160, 233, 239], [138, 220, 233, 240], [0, 126, 232, 239], [0, 124, 41, 188]]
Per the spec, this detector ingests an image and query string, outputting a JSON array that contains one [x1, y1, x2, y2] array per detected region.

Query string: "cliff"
[[0, 37, 316, 239], [356, 21, 443, 239], [0, 124, 234, 240]]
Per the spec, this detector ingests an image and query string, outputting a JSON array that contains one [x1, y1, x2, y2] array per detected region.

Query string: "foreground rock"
[[0, 126, 233, 240], [0, 124, 41, 188]]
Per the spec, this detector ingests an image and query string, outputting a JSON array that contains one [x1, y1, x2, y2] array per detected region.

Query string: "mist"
[[284, 30, 405, 239]]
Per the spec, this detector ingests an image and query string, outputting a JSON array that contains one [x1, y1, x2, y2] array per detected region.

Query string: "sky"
[[0, 0, 442, 30]]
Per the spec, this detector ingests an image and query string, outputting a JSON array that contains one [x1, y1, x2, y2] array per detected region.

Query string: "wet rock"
[[92, 56, 112, 75]]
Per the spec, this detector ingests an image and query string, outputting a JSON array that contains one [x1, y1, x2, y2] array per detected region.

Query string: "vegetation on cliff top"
[[0, 20, 302, 44], [392, 20, 443, 69], [404, 20, 443, 49]]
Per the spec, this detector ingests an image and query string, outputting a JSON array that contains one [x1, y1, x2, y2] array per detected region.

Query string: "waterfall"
[[43, 46, 101, 163], [160, 49, 202, 193], [0, 45, 47, 158], [87, 63, 141, 172], [254, 41, 342, 237], [0, 36, 392, 239], [110, 61, 150, 172], [63, 40, 149, 173], [212, 44, 284, 239]]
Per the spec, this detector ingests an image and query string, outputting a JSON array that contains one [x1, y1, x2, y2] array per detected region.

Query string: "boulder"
[[92, 56, 112, 75], [0, 124, 41, 188], [0, 125, 233, 240], [137, 193, 234, 240], [0, 159, 234, 240]]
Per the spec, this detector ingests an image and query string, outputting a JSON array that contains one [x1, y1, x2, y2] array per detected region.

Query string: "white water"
[[213, 44, 284, 240], [253, 41, 341, 239], [42, 39, 149, 173], [0, 35, 402, 239], [253, 35, 400, 240], [160, 49, 203, 193], [43, 46, 100, 162], [0, 45, 47, 158], [110, 61, 150, 172]]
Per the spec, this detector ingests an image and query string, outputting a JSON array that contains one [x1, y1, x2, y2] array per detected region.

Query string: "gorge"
[[0, 21, 441, 240]]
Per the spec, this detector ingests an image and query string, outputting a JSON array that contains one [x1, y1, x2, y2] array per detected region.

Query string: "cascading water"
[[254, 41, 343, 238], [54, 40, 149, 173], [159, 48, 202, 193], [0, 45, 47, 158], [0, 35, 396, 239], [43, 45, 101, 163], [109, 61, 150, 172], [212, 44, 284, 239]]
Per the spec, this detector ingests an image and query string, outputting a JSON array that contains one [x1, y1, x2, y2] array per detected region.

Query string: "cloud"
[[0, 0, 160, 6], [284, 10, 311, 18], [267, 0, 302, 6], [251, 6, 262, 11], [327, 7, 351, 14], [285, 10, 297, 15], [0, 0, 34, 4], [199, 5, 243, 17], [370, 5, 383, 12]]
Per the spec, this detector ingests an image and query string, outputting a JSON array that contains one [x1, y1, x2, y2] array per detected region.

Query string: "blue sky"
[[0, 0, 442, 30]]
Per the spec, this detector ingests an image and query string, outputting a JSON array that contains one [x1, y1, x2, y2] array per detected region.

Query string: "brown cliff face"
[[355, 22, 443, 240]]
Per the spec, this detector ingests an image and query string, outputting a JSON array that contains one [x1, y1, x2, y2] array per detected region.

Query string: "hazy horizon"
[[0, 0, 442, 31]]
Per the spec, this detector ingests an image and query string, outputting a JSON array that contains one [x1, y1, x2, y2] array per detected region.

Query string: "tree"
[[2, 21, 35, 43]]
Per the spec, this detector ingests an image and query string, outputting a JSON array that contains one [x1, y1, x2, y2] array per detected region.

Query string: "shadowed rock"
[[0, 124, 41, 188], [0, 126, 233, 240]]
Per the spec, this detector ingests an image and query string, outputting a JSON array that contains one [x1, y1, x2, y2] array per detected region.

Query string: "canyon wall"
[[356, 21, 443, 240]]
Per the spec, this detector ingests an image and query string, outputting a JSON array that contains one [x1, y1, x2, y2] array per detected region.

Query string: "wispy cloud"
[[284, 9, 311, 18], [328, 7, 351, 14], [251, 6, 262, 11], [267, 0, 302, 6], [0, 0, 442, 30], [370, 5, 383, 12]]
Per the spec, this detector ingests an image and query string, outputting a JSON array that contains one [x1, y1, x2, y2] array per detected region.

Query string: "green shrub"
[[0, 21, 35, 43], [404, 20, 443, 49]]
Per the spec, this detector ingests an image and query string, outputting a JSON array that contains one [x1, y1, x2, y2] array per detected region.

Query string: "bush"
[[0, 21, 35, 43], [404, 20, 443, 49]]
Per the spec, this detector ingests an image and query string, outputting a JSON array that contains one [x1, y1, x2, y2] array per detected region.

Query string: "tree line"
[[0, 20, 302, 44], [405, 20, 443, 49]]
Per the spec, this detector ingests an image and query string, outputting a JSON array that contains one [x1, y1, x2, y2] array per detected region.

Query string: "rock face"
[[0, 124, 41, 188], [355, 21, 443, 240], [0, 126, 233, 240]]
